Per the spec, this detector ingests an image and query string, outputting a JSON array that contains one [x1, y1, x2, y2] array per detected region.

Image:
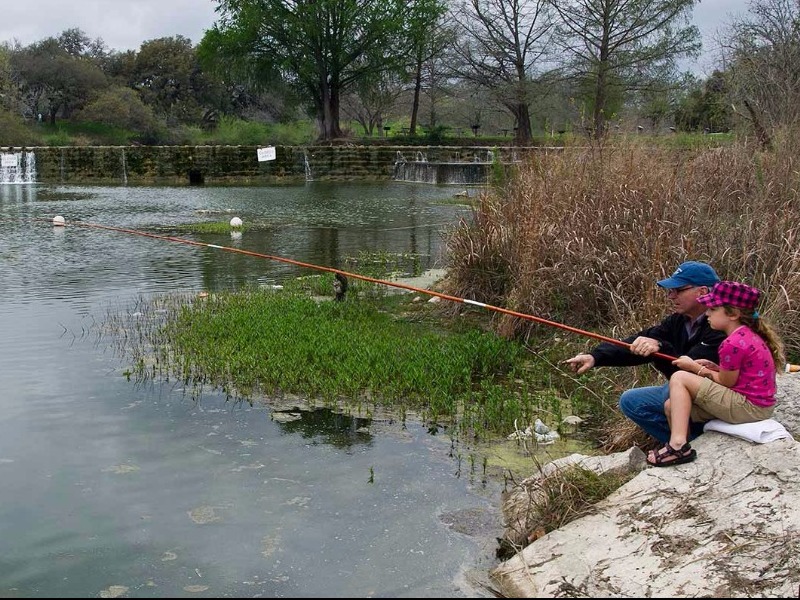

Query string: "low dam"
[[0, 144, 545, 186]]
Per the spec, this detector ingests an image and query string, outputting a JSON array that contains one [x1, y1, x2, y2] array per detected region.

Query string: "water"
[[393, 151, 494, 185], [0, 183, 503, 598], [393, 161, 492, 185]]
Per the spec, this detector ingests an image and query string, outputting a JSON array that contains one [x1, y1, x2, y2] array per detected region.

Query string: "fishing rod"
[[44, 216, 682, 362]]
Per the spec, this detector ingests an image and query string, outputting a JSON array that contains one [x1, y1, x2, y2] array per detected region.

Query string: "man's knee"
[[619, 386, 665, 417], [618, 389, 638, 417]]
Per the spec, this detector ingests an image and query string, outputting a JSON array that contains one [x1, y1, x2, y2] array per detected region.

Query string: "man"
[[564, 261, 725, 443]]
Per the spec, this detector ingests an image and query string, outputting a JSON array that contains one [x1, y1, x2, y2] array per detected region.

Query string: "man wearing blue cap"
[[564, 261, 726, 443]]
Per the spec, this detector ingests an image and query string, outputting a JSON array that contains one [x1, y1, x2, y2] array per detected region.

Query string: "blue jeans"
[[618, 383, 705, 444]]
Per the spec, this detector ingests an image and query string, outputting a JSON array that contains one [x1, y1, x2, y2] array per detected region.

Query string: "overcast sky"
[[1, 0, 749, 74]]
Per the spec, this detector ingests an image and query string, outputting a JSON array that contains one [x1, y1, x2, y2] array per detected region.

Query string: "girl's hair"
[[724, 307, 786, 366]]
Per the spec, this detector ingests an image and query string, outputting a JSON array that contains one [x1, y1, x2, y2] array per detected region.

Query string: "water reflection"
[[274, 408, 374, 449]]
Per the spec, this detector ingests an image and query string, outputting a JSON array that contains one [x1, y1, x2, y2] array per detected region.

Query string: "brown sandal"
[[647, 442, 697, 467]]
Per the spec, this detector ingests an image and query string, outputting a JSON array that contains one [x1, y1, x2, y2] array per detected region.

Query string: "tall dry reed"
[[445, 132, 800, 360]]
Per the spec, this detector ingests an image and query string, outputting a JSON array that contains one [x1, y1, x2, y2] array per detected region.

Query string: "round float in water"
[[53, 215, 66, 226], [230, 217, 243, 228]]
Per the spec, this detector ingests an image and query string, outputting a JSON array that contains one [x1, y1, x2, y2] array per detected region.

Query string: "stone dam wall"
[[0, 144, 547, 185]]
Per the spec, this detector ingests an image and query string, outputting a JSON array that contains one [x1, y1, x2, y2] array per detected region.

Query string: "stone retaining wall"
[[1, 144, 545, 185]]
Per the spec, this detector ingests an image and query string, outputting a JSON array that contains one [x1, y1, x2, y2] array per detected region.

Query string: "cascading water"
[[0, 151, 37, 184], [121, 149, 128, 186], [393, 150, 493, 185], [303, 150, 313, 182]]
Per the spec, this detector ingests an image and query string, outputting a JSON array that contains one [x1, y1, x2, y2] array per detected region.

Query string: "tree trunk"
[[593, 63, 608, 139], [409, 56, 423, 136], [743, 98, 773, 150], [510, 102, 533, 145], [316, 79, 344, 141]]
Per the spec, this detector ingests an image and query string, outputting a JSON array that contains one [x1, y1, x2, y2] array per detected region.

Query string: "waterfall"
[[303, 150, 313, 182], [394, 149, 494, 185], [121, 149, 128, 186], [0, 151, 37, 184], [393, 159, 491, 185]]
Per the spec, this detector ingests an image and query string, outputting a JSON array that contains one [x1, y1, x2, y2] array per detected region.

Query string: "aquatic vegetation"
[[105, 281, 603, 440], [343, 249, 426, 278], [169, 221, 250, 234]]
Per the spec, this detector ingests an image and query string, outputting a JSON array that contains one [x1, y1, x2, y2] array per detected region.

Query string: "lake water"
[[0, 182, 504, 598]]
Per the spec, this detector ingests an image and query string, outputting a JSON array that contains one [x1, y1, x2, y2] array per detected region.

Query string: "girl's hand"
[[695, 358, 720, 372], [672, 355, 699, 373]]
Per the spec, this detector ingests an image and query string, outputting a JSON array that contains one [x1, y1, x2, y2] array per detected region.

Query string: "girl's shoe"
[[647, 442, 697, 467]]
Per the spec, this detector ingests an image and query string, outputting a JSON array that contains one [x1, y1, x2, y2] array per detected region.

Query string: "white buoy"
[[230, 216, 243, 228], [53, 215, 65, 226]]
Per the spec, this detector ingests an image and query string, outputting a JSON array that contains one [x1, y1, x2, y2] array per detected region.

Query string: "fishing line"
[[40, 217, 679, 361]]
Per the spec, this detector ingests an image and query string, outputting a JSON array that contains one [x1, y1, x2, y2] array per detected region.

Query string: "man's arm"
[[589, 316, 677, 368]]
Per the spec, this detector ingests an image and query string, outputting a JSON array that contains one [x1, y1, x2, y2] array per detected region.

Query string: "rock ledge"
[[490, 374, 800, 598]]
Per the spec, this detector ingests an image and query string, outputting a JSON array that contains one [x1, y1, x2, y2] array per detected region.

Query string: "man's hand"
[[563, 353, 595, 375], [628, 336, 661, 356]]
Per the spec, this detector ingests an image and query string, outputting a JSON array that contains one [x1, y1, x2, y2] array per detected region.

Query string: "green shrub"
[[0, 112, 42, 146], [42, 127, 74, 146]]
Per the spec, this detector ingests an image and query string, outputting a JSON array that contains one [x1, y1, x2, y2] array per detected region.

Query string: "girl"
[[647, 280, 785, 467]]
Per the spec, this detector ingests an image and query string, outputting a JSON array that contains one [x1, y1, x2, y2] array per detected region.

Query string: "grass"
[[37, 121, 138, 146]]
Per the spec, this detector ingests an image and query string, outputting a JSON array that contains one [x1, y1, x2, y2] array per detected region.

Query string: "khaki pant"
[[691, 378, 774, 424]]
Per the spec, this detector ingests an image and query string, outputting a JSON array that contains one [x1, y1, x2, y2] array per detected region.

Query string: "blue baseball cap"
[[657, 261, 720, 289]]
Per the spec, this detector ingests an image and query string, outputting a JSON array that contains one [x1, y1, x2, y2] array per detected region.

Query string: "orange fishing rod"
[[45, 217, 680, 362]]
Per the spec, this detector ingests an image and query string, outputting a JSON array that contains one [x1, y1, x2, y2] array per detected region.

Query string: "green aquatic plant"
[[105, 283, 603, 440], [170, 221, 249, 234], [344, 250, 426, 279]]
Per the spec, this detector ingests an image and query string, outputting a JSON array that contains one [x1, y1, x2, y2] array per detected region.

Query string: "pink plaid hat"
[[697, 281, 761, 311]]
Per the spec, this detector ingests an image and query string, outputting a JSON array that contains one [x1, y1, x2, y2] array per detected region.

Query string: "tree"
[[127, 36, 214, 126], [0, 111, 40, 145], [722, 0, 800, 144], [11, 37, 108, 124], [342, 73, 404, 136], [200, 0, 447, 141], [406, 4, 453, 136], [450, 0, 555, 144], [673, 70, 731, 132], [72, 86, 159, 136], [550, 0, 700, 138], [0, 44, 24, 116], [56, 28, 108, 63]]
